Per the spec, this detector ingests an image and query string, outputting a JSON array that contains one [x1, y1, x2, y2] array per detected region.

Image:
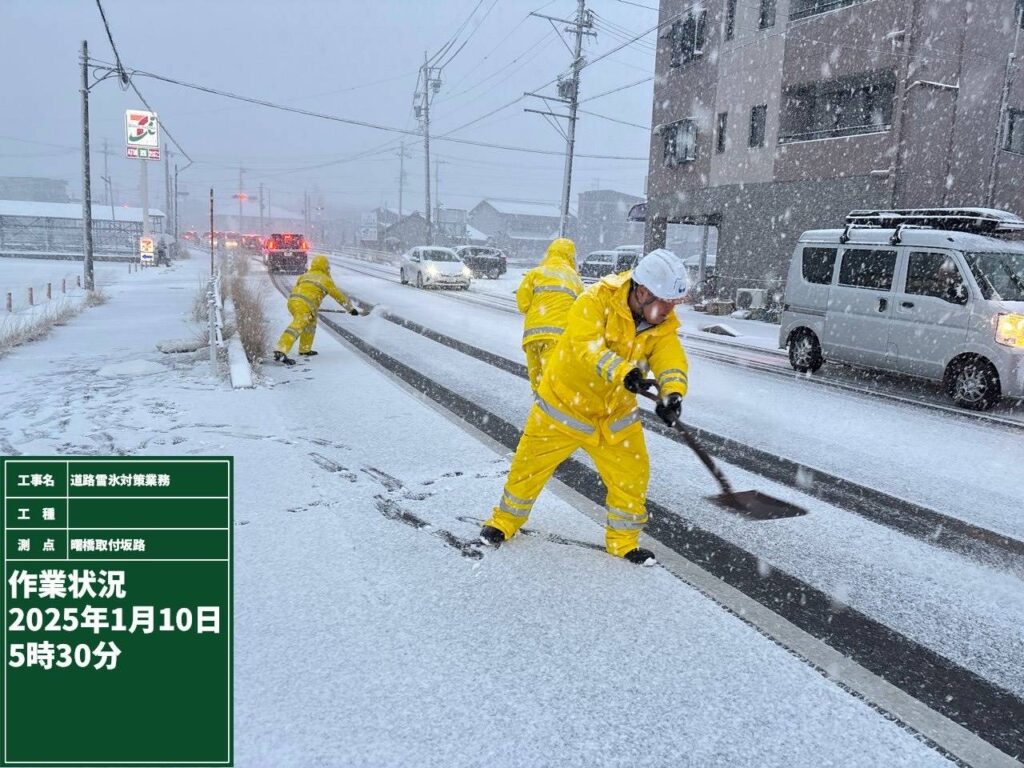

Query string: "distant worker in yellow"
[[515, 237, 584, 392], [274, 254, 359, 365], [480, 249, 691, 566]]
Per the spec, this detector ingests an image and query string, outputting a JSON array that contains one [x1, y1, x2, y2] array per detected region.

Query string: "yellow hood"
[[540, 238, 576, 271], [310, 254, 330, 273]]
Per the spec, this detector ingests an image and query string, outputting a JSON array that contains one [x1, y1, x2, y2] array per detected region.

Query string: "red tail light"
[[301, 240, 309, 251], [266, 239, 277, 250]]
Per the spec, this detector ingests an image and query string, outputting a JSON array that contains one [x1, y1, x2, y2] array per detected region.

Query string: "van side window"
[[906, 252, 967, 304], [838, 249, 897, 290], [801, 247, 837, 284]]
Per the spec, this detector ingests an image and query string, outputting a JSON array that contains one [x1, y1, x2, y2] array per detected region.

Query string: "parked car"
[[399, 246, 472, 290], [779, 207, 1024, 410], [263, 233, 309, 274], [454, 245, 507, 279], [579, 249, 640, 281]]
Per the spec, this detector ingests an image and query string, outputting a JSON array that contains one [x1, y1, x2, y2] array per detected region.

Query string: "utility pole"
[[209, 188, 215, 276], [173, 162, 179, 240], [259, 182, 264, 234], [434, 157, 440, 224], [103, 138, 111, 204], [416, 52, 442, 244], [140, 151, 150, 239], [238, 167, 244, 233], [81, 40, 95, 291], [397, 141, 409, 218], [525, 0, 594, 238], [164, 149, 172, 239]]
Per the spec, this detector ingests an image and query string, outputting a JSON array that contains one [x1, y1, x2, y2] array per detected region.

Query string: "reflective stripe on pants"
[[484, 403, 650, 556]]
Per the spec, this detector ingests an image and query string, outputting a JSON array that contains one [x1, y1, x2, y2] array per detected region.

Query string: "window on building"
[[838, 249, 897, 290], [759, 0, 776, 28], [716, 112, 728, 153], [669, 9, 707, 67], [1006, 109, 1024, 155], [790, 0, 868, 21], [905, 252, 968, 304], [802, 248, 837, 284], [780, 70, 896, 143], [725, 0, 736, 40], [749, 105, 767, 147], [662, 119, 699, 167]]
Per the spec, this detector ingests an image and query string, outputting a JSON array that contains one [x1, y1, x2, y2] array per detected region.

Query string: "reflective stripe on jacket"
[[515, 238, 584, 347], [536, 271, 689, 446]]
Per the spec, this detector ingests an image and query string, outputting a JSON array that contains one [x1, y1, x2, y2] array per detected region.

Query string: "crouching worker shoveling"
[[274, 254, 360, 365], [480, 249, 690, 566]]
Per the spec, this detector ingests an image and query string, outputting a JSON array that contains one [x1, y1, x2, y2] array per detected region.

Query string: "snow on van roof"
[[799, 227, 1024, 252]]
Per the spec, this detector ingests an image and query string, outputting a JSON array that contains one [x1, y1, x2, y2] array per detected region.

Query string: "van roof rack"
[[845, 207, 1024, 234]]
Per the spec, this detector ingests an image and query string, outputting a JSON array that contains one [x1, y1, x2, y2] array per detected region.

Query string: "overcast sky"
[[1, 0, 659, 222]]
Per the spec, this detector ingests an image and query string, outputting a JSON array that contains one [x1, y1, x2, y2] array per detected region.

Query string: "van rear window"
[[801, 247, 837, 284], [838, 249, 897, 290]]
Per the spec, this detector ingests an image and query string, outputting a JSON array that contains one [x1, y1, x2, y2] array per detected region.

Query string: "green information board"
[[1, 457, 233, 766]]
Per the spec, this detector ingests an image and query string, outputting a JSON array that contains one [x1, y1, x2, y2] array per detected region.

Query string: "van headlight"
[[995, 313, 1024, 348]]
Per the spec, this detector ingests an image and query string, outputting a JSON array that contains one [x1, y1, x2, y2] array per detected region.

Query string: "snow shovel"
[[637, 381, 807, 520]]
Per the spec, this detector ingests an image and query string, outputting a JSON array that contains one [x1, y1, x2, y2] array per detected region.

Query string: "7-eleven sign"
[[125, 109, 160, 160]]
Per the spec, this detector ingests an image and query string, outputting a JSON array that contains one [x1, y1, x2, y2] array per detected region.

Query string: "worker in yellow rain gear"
[[515, 237, 584, 392], [480, 249, 690, 566], [273, 254, 359, 365]]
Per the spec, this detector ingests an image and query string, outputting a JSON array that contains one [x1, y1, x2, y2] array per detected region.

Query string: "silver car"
[[779, 208, 1024, 410], [399, 246, 472, 290]]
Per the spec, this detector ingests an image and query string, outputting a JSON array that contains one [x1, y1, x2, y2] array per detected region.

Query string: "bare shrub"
[[228, 273, 268, 363]]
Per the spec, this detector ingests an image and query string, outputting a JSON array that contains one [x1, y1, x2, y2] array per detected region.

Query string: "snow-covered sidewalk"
[[0, 254, 954, 766]]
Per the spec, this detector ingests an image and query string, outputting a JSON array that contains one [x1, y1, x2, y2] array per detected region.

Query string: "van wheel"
[[946, 356, 1000, 411], [789, 329, 823, 373], [399, 268, 407, 285]]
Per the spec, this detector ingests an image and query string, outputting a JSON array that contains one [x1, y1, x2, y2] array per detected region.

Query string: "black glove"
[[349, 307, 360, 316], [655, 393, 683, 427], [623, 367, 643, 393]]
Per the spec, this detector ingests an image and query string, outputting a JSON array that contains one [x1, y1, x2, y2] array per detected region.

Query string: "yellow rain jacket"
[[536, 271, 689, 446], [290, 255, 352, 312], [515, 238, 584, 348], [275, 255, 353, 355]]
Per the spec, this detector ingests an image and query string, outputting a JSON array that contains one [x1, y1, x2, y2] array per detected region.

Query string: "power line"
[[93, 59, 646, 161], [93, 0, 129, 87], [579, 75, 653, 104], [577, 108, 649, 130]]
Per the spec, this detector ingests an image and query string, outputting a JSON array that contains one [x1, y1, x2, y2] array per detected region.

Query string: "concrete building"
[[576, 190, 645, 257], [468, 200, 572, 261], [644, 0, 1024, 297]]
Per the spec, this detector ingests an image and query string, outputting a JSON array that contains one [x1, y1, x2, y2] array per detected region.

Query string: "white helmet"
[[632, 249, 689, 300]]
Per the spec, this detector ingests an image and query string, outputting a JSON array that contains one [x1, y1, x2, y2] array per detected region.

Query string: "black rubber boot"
[[622, 547, 657, 566], [299, 350, 318, 356], [479, 525, 506, 547], [273, 351, 296, 366]]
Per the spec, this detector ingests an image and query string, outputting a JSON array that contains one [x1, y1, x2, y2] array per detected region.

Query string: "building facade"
[[576, 190, 645, 257], [468, 200, 572, 261], [644, 0, 1024, 296]]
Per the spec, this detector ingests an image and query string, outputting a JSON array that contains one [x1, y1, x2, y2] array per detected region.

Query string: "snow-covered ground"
[[1, 252, 1019, 766]]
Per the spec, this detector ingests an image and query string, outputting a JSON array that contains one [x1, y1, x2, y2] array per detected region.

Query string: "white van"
[[779, 208, 1024, 410]]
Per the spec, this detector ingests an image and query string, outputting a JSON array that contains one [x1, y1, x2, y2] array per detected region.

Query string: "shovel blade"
[[709, 490, 808, 520]]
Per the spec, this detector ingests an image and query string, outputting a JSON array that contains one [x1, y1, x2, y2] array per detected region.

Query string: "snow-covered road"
[[0, 251, 1019, 766]]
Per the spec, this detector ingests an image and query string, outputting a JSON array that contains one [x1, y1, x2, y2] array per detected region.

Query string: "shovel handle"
[[635, 380, 736, 498]]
